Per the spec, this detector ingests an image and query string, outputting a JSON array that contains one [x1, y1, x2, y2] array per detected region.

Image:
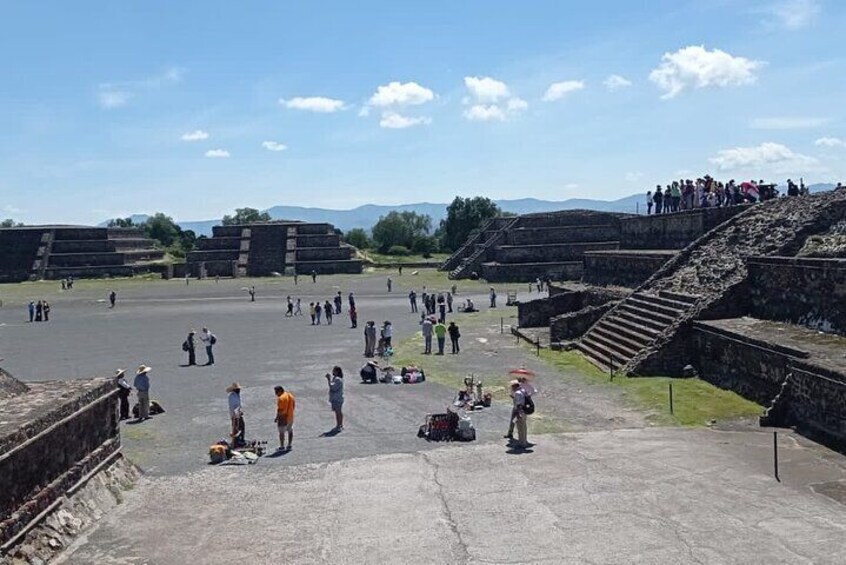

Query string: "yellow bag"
[[209, 444, 228, 464]]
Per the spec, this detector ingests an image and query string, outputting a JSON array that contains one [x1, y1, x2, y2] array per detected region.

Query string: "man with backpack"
[[508, 379, 531, 450], [183, 330, 197, 366], [201, 327, 217, 365]]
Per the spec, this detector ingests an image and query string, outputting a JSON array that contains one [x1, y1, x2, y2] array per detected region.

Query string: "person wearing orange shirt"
[[274, 385, 295, 452]]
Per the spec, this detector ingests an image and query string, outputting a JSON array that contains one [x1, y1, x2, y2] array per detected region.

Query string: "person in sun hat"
[[226, 382, 245, 447], [508, 379, 529, 450], [114, 368, 132, 420], [134, 365, 153, 421]]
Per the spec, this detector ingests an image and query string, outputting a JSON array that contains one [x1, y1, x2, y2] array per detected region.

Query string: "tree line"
[[98, 198, 508, 260], [343, 196, 507, 256]]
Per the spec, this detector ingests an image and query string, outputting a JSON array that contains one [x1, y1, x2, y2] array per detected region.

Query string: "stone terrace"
[[0, 226, 163, 282], [187, 221, 362, 277]]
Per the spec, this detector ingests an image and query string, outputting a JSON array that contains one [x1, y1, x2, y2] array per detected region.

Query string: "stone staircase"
[[448, 217, 519, 280], [577, 290, 698, 371], [440, 218, 494, 273]]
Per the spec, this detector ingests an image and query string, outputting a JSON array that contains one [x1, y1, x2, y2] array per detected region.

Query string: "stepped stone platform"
[[186, 221, 361, 277], [693, 317, 846, 450], [0, 226, 163, 282], [583, 249, 678, 287], [443, 210, 630, 282], [442, 207, 743, 284], [578, 188, 846, 377], [0, 372, 121, 551]]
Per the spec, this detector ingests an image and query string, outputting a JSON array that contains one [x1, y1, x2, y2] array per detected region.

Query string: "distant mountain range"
[[102, 184, 835, 236]]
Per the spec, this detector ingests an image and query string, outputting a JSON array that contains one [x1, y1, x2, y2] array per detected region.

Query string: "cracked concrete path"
[[60, 427, 846, 565]]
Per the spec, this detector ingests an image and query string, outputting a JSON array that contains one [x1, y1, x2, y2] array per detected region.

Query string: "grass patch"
[[359, 251, 450, 265], [538, 348, 763, 427]]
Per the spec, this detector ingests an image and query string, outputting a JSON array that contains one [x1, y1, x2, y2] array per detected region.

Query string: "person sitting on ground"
[[360, 360, 379, 384], [463, 298, 476, 313]]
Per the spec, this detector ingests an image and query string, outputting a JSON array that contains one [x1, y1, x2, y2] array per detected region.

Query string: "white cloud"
[[543, 80, 586, 102], [766, 0, 820, 30], [204, 149, 230, 158], [708, 142, 819, 172], [750, 117, 827, 129], [368, 81, 435, 107], [815, 137, 846, 148], [462, 77, 525, 121], [506, 97, 528, 112], [279, 96, 345, 113], [603, 74, 632, 91], [262, 141, 288, 152], [649, 45, 762, 99], [3, 205, 23, 214], [463, 105, 507, 122], [97, 67, 183, 109], [564, 183, 579, 189], [379, 112, 432, 129], [98, 90, 131, 109], [625, 172, 645, 183], [464, 76, 510, 103], [181, 129, 210, 141]]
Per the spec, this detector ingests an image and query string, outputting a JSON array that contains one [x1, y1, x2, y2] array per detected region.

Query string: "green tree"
[[144, 213, 181, 247], [371, 211, 433, 254], [107, 217, 135, 228], [344, 228, 371, 249], [221, 207, 272, 225], [0, 218, 23, 228], [438, 196, 502, 252]]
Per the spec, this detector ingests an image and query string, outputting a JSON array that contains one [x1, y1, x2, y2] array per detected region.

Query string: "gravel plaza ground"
[[2, 270, 846, 564]]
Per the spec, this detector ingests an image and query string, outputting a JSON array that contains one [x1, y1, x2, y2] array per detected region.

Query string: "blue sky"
[[1, 0, 844, 224]]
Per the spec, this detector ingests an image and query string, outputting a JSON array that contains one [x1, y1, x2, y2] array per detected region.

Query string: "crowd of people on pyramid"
[[646, 176, 809, 215]]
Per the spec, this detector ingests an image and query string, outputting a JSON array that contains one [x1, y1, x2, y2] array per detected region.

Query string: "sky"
[[1, 0, 844, 225]]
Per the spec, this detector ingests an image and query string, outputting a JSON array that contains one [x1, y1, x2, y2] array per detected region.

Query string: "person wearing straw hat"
[[134, 365, 152, 421], [226, 383, 245, 448], [509, 379, 529, 450], [114, 369, 132, 420]]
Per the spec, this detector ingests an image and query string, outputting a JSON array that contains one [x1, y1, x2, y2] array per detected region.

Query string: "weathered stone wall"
[[294, 260, 363, 275], [296, 247, 352, 261], [747, 256, 846, 335], [296, 234, 340, 247], [0, 228, 44, 282], [48, 252, 125, 267], [583, 250, 676, 287], [506, 225, 619, 245], [784, 362, 846, 450], [518, 286, 626, 327], [493, 241, 619, 263], [691, 324, 789, 405], [0, 379, 119, 547], [50, 240, 114, 253], [551, 302, 618, 342], [516, 210, 628, 228], [619, 206, 746, 250], [0, 456, 139, 565], [481, 261, 584, 283], [196, 237, 241, 250], [247, 225, 287, 276], [51, 228, 108, 241]]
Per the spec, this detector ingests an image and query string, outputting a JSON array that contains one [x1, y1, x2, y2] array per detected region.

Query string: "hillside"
[[102, 184, 835, 236]]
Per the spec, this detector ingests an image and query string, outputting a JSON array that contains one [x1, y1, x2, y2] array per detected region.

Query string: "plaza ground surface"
[[2, 270, 846, 564]]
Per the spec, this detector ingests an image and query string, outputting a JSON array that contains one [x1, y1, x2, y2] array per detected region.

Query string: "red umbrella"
[[509, 368, 535, 377]]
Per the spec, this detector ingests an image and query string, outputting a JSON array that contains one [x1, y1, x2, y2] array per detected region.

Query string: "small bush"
[[387, 245, 411, 256]]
